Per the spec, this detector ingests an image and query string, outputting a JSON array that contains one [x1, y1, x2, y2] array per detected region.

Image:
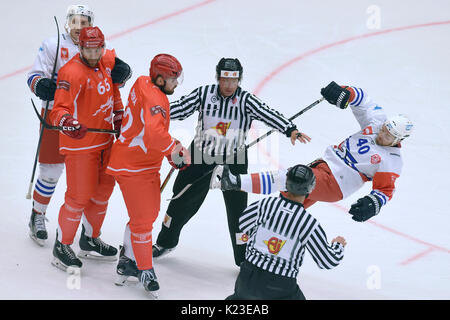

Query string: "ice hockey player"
[[226, 164, 346, 300], [27, 4, 131, 246], [106, 54, 189, 298], [152, 57, 311, 267], [212, 81, 413, 223], [48, 26, 130, 271]]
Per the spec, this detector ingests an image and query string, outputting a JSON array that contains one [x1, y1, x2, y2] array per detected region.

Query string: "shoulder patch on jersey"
[[150, 105, 167, 119], [57, 80, 70, 91]]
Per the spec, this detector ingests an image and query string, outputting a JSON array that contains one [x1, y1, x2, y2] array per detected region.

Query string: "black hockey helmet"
[[285, 164, 316, 196], [216, 58, 243, 81]]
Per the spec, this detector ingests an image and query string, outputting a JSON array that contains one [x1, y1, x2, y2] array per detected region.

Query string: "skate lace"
[[34, 214, 48, 231], [93, 237, 110, 250], [140, 269, 156, 283], [62, 244, 77, 260]]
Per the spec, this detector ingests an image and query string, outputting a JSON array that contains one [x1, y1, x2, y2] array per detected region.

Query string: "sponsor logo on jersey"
[[150, 105, 167, 119], [263, 237, 286, 255], [61, 47, 69, 60], [212, 122, 231, 136], [371, 154, 381, 164], [57, 80, 71, 91], [236, 233, 248, 245]]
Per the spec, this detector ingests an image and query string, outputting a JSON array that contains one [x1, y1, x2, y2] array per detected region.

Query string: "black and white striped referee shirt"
[[239, 193, 345, 278], [170, 84, 297, 157]]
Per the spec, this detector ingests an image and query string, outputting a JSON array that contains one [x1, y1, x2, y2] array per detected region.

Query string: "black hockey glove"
[[348, 194, 382, 222], [111, 57, 132, 85], [34, 77, 56, 101], [320, 81, 351, 109]]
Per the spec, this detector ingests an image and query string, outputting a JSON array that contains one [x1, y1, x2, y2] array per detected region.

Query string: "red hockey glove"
[[59, 114, 87, 139], [113, 110, 124, 139], [167, 141, 191, 170]]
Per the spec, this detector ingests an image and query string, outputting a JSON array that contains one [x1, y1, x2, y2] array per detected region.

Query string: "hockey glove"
[[320, 81, 351, 109], [210, 165, 241, 191], [167, 142, 191, 170], [348, 194, 382, 222], [59, 114, 88, 139], [113, 110, 124, 139], [111, 57, 132, 85], [34, 77, 56, 101]]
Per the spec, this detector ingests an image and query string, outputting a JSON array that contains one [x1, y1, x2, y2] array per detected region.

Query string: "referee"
[[153, 58, 311, 266], [226, 164, 347, 300]]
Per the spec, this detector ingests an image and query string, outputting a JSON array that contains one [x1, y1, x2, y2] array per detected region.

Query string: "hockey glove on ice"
[[59, 114, 88, 139], [34, 77, 56, 101], [113, 110, 124, 139], [111, 57, 132, 85], [167, 142, 191, 170], [349, 194, 382, 222], [321, 81, 351, 109]]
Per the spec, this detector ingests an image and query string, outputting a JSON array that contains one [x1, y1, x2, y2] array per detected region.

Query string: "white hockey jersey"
[[27, 33, 113, 110], [241, 87, 403, 208]]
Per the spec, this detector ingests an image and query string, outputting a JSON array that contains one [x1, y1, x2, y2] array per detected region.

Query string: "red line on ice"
[[251, 20, 450, 265], [0, 0, 216, 81]]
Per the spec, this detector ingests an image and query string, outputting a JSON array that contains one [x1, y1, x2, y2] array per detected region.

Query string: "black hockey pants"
[[155, 141, 248, 266], [226, 261, 306, 300]]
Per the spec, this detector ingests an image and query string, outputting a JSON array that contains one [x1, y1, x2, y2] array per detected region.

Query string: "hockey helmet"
[[285, 164, 316, 196], [150, 54, 183, 82], [384, 114, 413, 145], [216, 58, 243, 80], [65, 4, 94, 32], [79, 26, 105, 48]]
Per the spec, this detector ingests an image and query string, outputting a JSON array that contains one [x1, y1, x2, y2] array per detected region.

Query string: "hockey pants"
[[156, 142, 248, 266]]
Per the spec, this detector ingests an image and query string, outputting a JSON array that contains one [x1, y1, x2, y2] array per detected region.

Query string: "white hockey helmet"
[[65, 4, 94, 32], [384, 114, 413, 145]]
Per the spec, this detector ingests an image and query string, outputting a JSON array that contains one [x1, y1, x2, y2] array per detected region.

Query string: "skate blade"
[[51, 258, 82, 273], [77, 250, 118, 262], [144, 288, 159, 300], [115, 274, 139, 286], [29, 232, 46, 247]]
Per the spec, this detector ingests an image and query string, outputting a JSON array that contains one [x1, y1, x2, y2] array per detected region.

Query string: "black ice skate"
[[152, 243, 176, 259], [28, 209, 48, 246], [52, 235, 83, 272], [78, 225, 118, 261], [139, 268, 160, 299], [115, 246, 140, 286]]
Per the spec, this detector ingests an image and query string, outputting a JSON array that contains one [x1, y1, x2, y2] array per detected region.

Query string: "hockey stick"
[[31, 98, 118, 134], [166, 96, 325, 201], [26, 16, 60, 200], [160, 167, 175, 192]]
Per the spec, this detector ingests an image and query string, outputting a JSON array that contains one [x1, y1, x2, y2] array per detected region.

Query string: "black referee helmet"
[[216, 58, 243, 81], [286, 164, 316, 196]]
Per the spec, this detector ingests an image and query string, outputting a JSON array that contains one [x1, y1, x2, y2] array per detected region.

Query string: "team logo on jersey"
[[105, 67, 112, 77], [371, 154, 381, 164], [263, 237, 286, 255], [61, 47, 69, 60], [212, 122, 231, 136], [236, 233, 248, 245]]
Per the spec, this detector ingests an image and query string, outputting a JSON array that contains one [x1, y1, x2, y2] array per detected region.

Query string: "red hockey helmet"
[[150, 54, 183, 82], [79, 26, 105, 48]]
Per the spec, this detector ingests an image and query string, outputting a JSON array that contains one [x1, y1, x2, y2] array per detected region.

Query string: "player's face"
[[376, 125, 397, 146], [69, 15, 91, 44], [163, 77, 179, 95], [79, 46, 104, 67], [218, 77, 239, 97]]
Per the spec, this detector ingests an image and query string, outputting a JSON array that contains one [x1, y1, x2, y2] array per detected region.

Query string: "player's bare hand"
[[332, 236, 347, 247], [290, 130, 311, 145]]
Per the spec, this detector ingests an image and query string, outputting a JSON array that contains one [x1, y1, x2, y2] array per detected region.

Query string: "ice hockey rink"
[[0, 0, 449, 300]]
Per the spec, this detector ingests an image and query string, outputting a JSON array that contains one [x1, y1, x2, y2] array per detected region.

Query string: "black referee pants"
[[226, 261, 306, 300], [155, 141, 248, 266]]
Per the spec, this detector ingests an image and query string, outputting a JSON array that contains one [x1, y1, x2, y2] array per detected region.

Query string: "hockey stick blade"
[[31, 98, 118, 135]]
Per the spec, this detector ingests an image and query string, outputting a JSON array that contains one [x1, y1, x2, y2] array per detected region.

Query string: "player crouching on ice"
[[211, 82, 413, 223]]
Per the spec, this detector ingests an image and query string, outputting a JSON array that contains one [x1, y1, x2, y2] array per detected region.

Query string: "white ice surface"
[[0, 0, 449, 300]]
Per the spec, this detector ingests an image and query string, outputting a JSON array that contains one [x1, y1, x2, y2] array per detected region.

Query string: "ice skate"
[[152, 243, 176, 259], [139, 268, 160, 299], [78, 225, 118, 261], [52, 236, 83, 272], [28, 209, 48, 246], [115, 246, 139, 286], [210, 165, 241, 191]]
